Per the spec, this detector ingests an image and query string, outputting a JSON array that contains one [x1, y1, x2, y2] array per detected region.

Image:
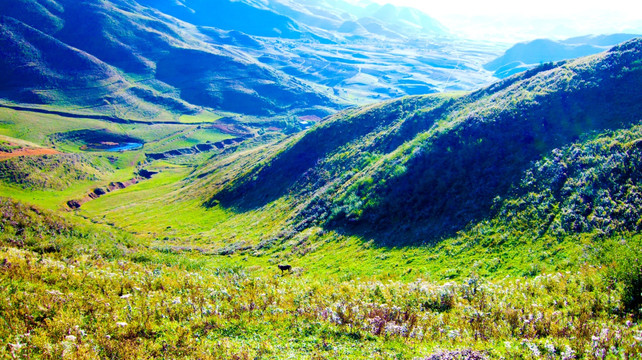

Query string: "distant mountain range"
[[485, 33, 641, 78], [0, 0, 491, 121]]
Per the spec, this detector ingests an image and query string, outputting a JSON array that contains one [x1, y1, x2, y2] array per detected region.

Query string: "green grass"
[[144, 127, 234, 153], [178, 111, 224, 124], [1, 196, 642, 358], [0, 107, 232, 156], [79, 165, 290, 251], [2, 40, 642, 358]]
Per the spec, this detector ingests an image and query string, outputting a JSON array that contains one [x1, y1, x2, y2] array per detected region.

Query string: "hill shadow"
[[321, 64, 642, 246], [207, 97, 437, 211]]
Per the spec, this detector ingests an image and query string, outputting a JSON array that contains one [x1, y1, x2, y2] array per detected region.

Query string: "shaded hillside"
[[136, 0, 305, 39], [0, 16, 124, 104], [0, 0, 339, 118], [486, 34, 641, 78], [0, 0, 499, 117], [207, 38, 642, 244]]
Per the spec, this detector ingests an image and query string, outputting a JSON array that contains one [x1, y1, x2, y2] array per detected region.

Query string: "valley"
[[1, 0, 642, 358]]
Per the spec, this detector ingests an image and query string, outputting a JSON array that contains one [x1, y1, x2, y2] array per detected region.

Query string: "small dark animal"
[[278, 264, 292, 274]]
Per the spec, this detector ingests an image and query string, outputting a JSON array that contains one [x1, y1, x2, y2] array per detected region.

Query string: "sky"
[[369, 0, 642, 42]]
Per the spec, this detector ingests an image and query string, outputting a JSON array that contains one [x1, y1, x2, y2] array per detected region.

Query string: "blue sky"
[[369, 0, 642, 42]]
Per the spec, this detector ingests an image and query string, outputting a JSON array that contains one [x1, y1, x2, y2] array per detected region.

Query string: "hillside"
[[3, 27, 642, 360], [207, 38, 642, 245], [0, 0, 499, 121], [0, 0, 339, 119], [485, 33, 641, 78], [2, 195, 641, 358], [1, 38, 642, 359]]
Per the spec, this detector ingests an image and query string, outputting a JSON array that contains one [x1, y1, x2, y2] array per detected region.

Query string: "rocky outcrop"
[[145, 136, 249, 160], [66, 174, 154, 209]]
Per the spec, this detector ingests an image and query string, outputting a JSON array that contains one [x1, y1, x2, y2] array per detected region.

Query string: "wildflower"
[[409, 328, 424, 339], [368, 316, 386, 335], [561, 345, 575, 360], [594, 348, 606, 358], [116, 322, 128, 327], [8, 341, 24, 352], [545, 341, 556, 355], [600, 327, 609, 340], [120, 294, 132, 299], [524, 341, 540, 357], [65, 335, 76, 342]]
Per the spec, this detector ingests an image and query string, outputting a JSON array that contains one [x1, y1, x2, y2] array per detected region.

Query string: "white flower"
[[64, 335, 76, 342], [525, 341, 540, 357], [600, 327, 609, 340], [116, 322, 128, 327], [447, 330, 460, 340], [120, 294, 132, 299], [545, 341, 556, 354], [561, 345, 575, 360]]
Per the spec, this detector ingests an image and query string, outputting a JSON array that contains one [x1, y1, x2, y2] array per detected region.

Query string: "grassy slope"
[[210, 38, 642, 245], [0, 106, 237, 211], [1, 196, 642, 358], [55, 39, 642, 282], [0, 0, 340, 119], [2, 40, 642, 358]]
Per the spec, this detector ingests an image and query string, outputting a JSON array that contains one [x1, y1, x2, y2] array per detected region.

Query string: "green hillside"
[[2, 38, 642, 358], [210, 38, 642, 245], [0, 0, 340, 119]]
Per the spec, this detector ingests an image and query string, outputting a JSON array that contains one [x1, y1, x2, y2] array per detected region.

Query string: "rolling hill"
[[1, 23, 642, 360], [0, 0, 340, 119], [205, 37, 642, 245], [0, 0, 499, 121]]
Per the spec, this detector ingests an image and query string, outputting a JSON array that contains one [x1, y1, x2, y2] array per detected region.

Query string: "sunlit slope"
[[206, 38, 642, 244]]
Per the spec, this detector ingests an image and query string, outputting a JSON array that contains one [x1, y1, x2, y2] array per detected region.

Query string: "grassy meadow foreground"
[[1, 39, 642, 358], [2, 198, 642, 359]]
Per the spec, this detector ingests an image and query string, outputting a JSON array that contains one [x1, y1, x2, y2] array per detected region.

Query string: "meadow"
[[1, 196, 642, 359]]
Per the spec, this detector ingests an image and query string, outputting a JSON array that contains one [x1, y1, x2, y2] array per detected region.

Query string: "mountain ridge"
[[0, 0, 495, 121], [204, 38, 642, 244]]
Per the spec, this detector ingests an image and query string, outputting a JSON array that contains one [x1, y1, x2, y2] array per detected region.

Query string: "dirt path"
[[0, 148, 61, 160]]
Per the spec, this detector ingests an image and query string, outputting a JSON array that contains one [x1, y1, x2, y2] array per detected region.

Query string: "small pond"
[[54, 129, 145, 152], [104, 142, 144, 152]]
